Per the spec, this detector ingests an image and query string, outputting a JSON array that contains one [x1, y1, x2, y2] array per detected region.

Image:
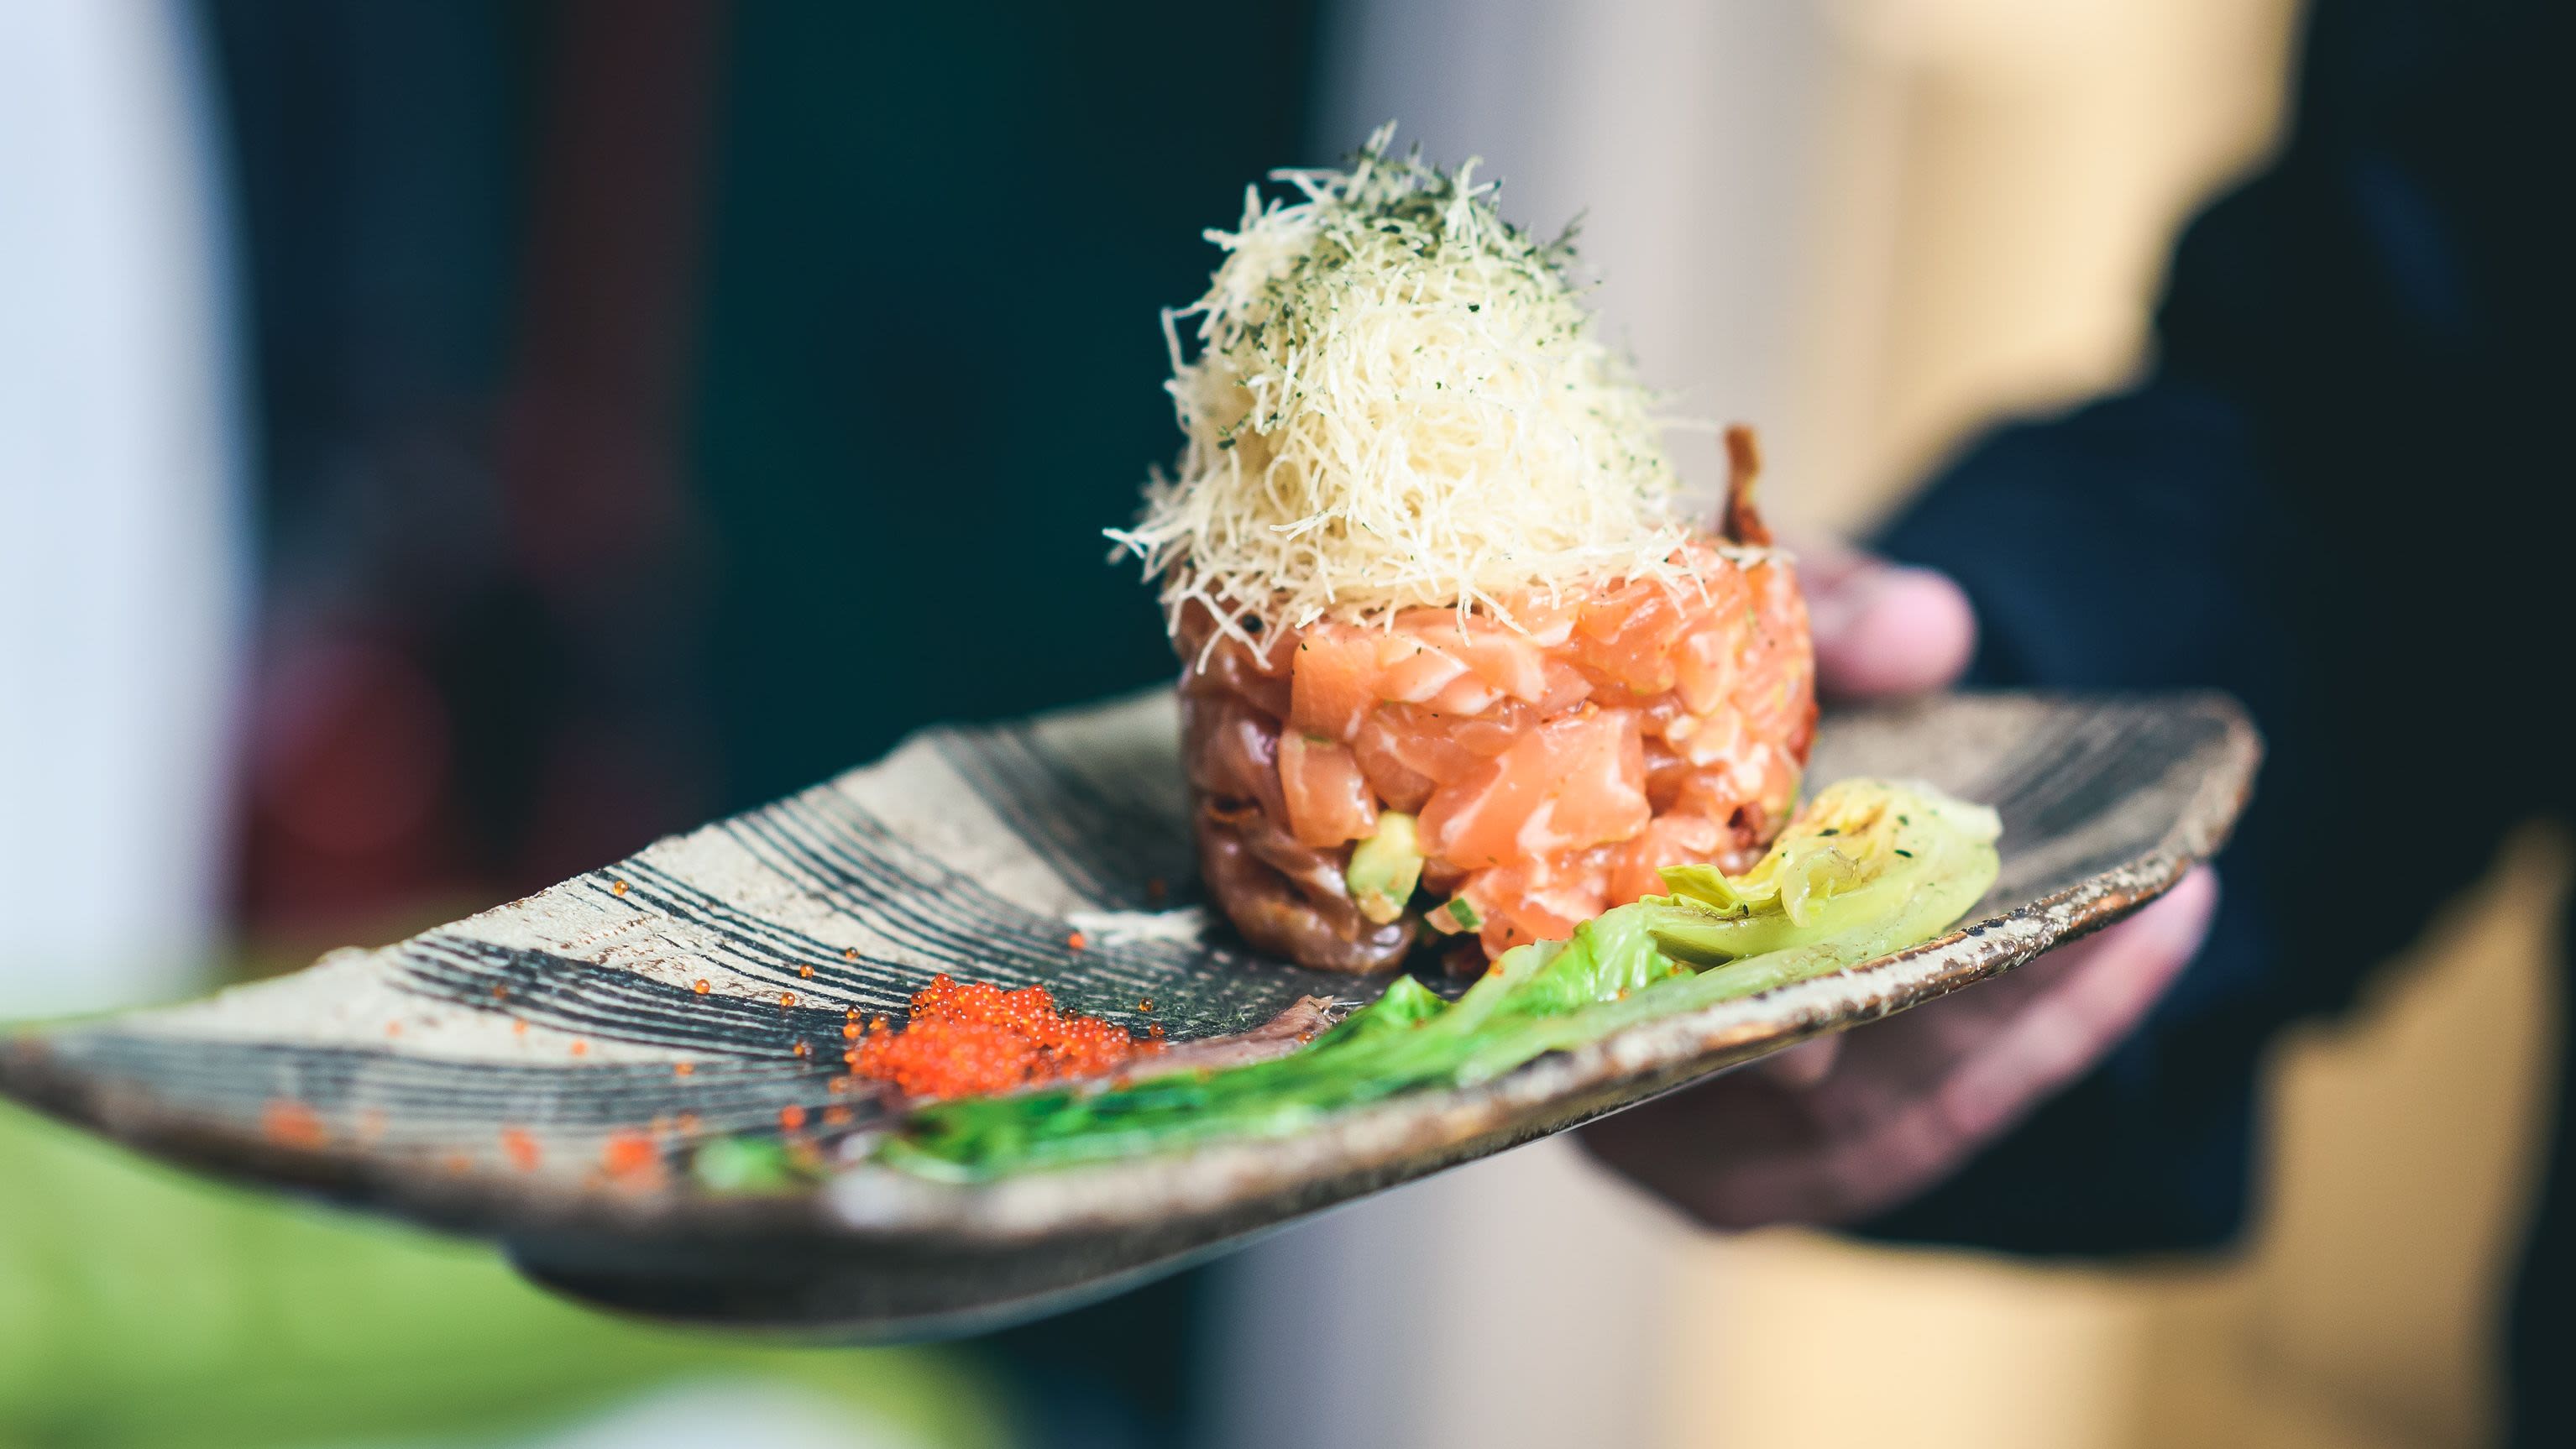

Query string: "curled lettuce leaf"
[[1645, 778, 2001, 965], [877, 778, 2000, 1180]]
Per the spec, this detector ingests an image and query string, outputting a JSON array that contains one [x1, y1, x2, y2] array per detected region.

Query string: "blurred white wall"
[[1207, 1138, 1684, 1449], [0, 0, 249, 1016]]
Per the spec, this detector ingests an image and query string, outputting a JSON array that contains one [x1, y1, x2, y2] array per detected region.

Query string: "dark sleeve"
[[1852, 0, 2560, 1253]]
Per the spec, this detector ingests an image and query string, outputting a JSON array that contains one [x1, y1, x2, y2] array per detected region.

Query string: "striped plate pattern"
[[0, 688, 2256, 1339]]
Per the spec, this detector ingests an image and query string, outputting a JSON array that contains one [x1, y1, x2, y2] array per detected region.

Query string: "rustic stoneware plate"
[[0, 688, 2254, 1341]]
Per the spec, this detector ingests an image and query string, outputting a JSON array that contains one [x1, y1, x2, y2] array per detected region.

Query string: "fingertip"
[[2144, 865, 2220, 943], [1757, 1034, 1843, 1088], [1813, 565, 1977, 700]]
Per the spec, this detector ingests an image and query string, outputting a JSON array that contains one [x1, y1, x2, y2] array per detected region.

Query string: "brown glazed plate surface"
[[0, 688, 2256, 1341]]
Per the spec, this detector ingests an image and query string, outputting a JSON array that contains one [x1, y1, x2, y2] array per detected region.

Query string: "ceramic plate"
[[0, 688, 2255, 1340]]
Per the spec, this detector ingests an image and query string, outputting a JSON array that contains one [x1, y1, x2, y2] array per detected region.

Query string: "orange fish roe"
[[849, 975, 1161, 1101], [260, 1098, 327, 1150], [599, 1131, 658, 1178], [500, 1127, 542, 1170]]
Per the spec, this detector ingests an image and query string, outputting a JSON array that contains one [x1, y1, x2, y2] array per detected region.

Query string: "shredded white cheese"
[[1108, 126, 1700, 651]]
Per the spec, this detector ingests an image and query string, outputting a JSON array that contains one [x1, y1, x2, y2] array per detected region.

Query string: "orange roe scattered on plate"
[[500, 1127, 541, 1170], [849, 974, 1160, 1101], [600, 1131, 658, 1178], [260, 1099, 327, 1150]]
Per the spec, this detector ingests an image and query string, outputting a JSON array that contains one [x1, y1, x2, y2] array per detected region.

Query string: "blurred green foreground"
[[0, 1102, 1011, 1449]]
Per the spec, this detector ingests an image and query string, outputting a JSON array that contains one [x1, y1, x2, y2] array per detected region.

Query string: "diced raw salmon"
[[1729, 559, 1816, 752], [1376, 641, 1469, 704], [1608, 813, 1727, 905], [1417, 709, 1648, 870], [1573, 581, 1692, 696], [1288, 625, 1382, 742], [1398, 610, 1551, 703], [1534, 661, 1594, 714], [1360, 704, 1485, 784], [1640, 735, 1690, 812], [1670, 566, 1753, 715], [1445, 700, 1533, 757], [1426, 672, 1501, 717], [1349, 717, 1438, 813], [1278, 733, 1380, 848], [1182, 538, 1815, 970], [1451, 845, 1616, 957]]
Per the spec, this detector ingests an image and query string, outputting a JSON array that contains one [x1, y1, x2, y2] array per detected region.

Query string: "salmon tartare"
[[1113, 129, 1818, 973]]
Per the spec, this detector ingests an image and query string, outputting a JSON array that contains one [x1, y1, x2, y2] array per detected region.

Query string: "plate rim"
[[0, 688, 2260, 1254]]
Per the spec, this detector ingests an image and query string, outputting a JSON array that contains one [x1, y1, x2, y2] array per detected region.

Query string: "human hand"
[[1578, 545, 2220, 1230]]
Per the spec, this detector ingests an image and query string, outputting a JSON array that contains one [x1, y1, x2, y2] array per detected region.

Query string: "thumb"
[[1801, 545, 1977, 701]]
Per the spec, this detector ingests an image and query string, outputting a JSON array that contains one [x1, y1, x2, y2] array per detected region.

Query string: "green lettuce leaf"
[[877, 777, 2000, 1180]]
